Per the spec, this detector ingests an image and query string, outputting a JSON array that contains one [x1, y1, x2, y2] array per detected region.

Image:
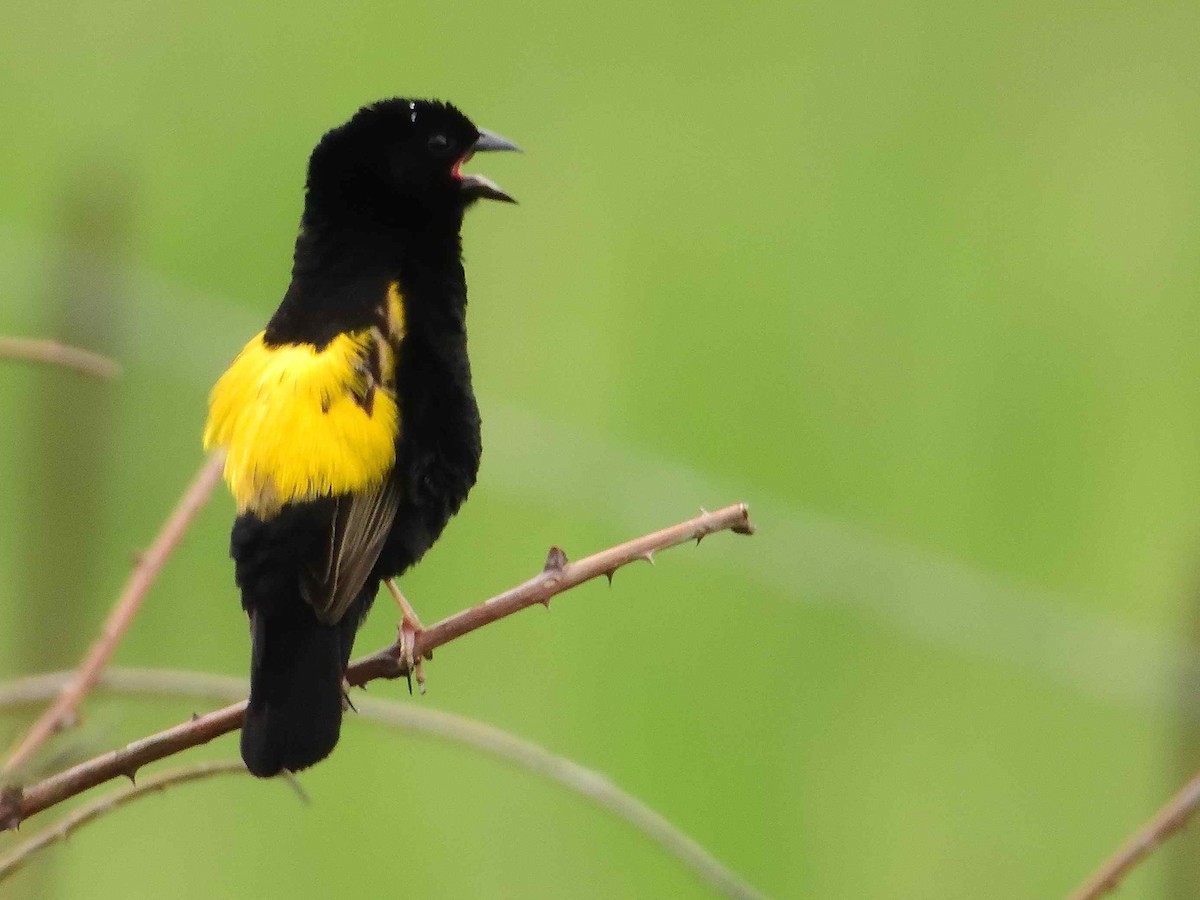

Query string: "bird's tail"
[[241, 612, 345, 777]]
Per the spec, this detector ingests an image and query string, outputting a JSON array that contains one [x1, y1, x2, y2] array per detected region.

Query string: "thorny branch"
[[0, 762, 249, 883], [0, 668, 764, 899], [0, 337, 120, 379], [1, 453, 226, 776], [0, 503, 754, 834]]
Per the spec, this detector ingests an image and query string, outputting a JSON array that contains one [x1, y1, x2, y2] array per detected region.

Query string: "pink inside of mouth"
[[452, 151, 474, 180]]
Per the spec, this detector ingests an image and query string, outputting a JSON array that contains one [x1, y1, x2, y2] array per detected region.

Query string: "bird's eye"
[[427, 134, 451, 155]]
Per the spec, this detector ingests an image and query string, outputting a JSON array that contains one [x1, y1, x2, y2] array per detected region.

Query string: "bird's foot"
[[342, 678, 357, 712], [398, 617, 426, 695], [387, 578, 428, 695]]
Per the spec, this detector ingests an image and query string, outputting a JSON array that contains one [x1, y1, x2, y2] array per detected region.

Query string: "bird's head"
[[305, 98, 520, 222]]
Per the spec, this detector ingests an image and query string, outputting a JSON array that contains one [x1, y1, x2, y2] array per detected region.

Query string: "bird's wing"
[[203, 329, 400, 518], [206, 282, 409, 625], [301, 473, 402, 625], [301, 309, 405, 625]]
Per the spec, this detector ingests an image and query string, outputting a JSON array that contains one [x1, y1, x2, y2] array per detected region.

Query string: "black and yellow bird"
[[203, 99, 518, 777]]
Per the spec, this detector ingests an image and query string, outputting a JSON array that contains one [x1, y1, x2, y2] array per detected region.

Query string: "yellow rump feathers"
[[204, 329, 399, 519]]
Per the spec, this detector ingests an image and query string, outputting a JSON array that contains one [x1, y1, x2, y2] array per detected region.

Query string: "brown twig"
[[0, 667, 765, 899], [1, 453, 226, 775], [0, 337, 120, 379], [0, 761, 248, 883], [1068, 770, 1200, 900], [0, 503, 753, 832], [353, 502, 755, 684]]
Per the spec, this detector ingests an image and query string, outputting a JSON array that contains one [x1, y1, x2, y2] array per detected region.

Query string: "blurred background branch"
[[0, 669, 764, 899], [5, 175, 129, 898], [0, 761, 248, 883], [1069, 770, 1200, 900], [2, 453, 225, 776], [0, 338, 119, 380]]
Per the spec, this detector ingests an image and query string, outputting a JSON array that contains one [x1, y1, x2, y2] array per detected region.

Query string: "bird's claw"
[[387, 578, 427, 695], [398, 615, 426, 695]]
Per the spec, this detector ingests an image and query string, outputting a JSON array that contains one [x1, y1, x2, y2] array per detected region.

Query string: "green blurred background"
[[2, 1, 1200, 897]]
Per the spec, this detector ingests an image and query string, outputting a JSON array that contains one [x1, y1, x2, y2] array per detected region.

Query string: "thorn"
[[190, 712, 201, 722], [695, 532, 706, 546], [0, 786, 24, 831], [543, 546, 567, 572], [605, 568, 616, 586], [641, 551, 655, 565], [731, 503, 756, 535], [125, 768, 138, 785], [700, 506, 710, 515]]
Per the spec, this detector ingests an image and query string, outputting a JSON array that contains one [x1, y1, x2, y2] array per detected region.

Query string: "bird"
[[203, 98, 519, 777]]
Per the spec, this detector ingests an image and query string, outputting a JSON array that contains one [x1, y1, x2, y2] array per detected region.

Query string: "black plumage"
[[217, 99, 518, 776]]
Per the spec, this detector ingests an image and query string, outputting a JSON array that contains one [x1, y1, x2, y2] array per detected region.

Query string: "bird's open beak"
[[457, 128, 521, 204]]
